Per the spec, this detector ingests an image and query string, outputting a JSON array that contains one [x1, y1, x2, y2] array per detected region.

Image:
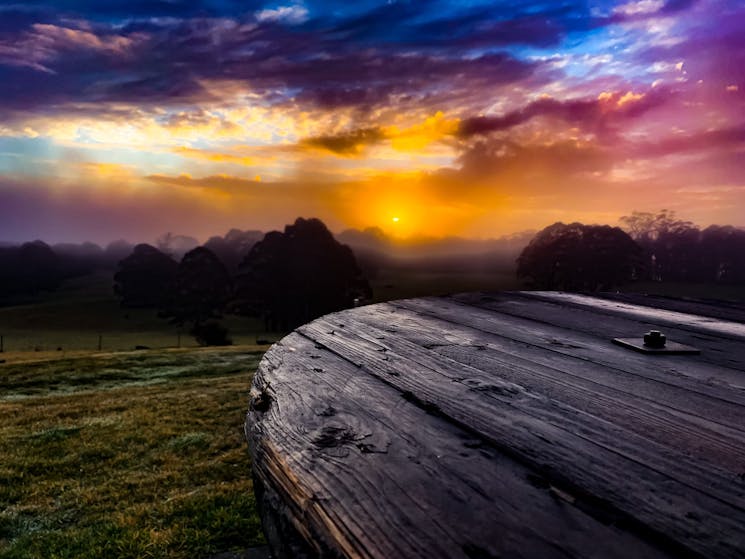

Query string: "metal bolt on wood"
[[643, 330, 666, 348]]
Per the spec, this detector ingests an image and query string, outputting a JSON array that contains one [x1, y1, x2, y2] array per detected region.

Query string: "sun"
[[392, 216, 400, 223]]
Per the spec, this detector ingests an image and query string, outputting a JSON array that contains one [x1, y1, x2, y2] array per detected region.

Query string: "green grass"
[[0, 273, 270, 355], [0, 347, 265, 559], [0, 267, 519, 356]]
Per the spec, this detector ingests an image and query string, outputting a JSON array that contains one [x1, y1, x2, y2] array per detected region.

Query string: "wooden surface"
[[245, 291, 745, 559]]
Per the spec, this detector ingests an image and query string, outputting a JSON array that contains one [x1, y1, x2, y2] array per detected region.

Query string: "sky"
[[0, 0, 743, 243]]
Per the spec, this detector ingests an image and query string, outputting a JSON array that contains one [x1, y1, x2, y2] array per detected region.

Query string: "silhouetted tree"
[[654, 225, 702, 282], [0, 241, 61, 300], [233, 218, 372, 330], [114, 244, 177, 307], [53, 242, 105, 279], [620, 211, 745, 284], [619, 210, 695, 244], [204, 229, 264, 272], [191, 321, 232, 346], [166, 246, 232, 325], [18, 241, 61, 293], [103, 239, 135, 269], [620, 210, 701, 281], [517, 222, 641, 291], [699, 225, 745, 283]]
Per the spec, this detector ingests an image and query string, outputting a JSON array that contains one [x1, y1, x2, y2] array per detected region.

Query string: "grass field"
[[0, 347, 266, 559], [0, 268, 522, 357], [0, 273, 272, 357]]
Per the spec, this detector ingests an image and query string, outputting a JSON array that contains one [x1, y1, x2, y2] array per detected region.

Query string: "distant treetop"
[[113, 244, 177, 308], [517, 222, 641, 292], [233, 217, 372, 330]]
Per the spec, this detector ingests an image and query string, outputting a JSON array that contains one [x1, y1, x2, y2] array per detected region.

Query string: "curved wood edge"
[[246, 352, 348, 559]]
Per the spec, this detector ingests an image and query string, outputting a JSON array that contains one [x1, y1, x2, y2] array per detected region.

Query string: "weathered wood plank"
[[516, 291, 745, 340], [345, 302, 745, 464], [594, 293, 745, 324], [358, 301, 745, 429], [303, 307, 745, 500], [247, 333, 674, 559], [451, 291, 745, 372], [298, 309, 745, 559], [401, 296, 745, 398], [393, 297, 745, 425]]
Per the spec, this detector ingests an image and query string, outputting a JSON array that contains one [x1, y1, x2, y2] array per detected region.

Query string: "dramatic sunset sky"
[[0, 0, 743, 243]]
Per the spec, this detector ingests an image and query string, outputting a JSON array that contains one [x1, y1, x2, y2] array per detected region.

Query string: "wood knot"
[[312, 426, 357, 449], [251, 391, 272, 413], [316, 405, 336, 417]]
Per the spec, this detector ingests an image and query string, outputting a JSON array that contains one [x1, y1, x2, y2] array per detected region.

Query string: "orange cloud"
[[172, 146, 270, 166], [384, 111, 460, 152], [299, 128, 386, 155], [297, 112, 460, 157]]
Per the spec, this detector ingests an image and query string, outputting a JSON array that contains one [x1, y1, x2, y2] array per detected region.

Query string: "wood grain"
[[246, 292, 745, 559]]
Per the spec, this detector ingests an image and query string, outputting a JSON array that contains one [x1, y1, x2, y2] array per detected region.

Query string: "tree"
[[53, 242, 105, 279], [0, 241, 61, 300], [191, 321, 232, 346], [654, 225, 702, 282], [619, 210, 695, 244], [620, 210, 700, 281], [103, 240, 134, 269], [699, 225, 745, 283], [233, 218, 372, 330], [517, 222, 641, 291], [203, 229, 264, 272], [167, 246, 232, 325], [16, 241, 61, 293], [113, 244, 178, 307]]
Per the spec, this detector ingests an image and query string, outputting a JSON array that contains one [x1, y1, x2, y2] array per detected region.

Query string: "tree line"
[[113, 218, 372, 344], [2, 212, 742, 338], [0, 239, 134, 302], [517, 210, 745, 291]]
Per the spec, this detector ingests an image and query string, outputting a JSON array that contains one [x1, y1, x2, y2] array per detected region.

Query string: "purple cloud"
[[458, 87, 675, 141]]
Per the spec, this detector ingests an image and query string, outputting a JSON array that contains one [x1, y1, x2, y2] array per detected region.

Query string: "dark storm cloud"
[[458, 87, 674, 140], [0, 0, 616, 116], [0, 0, 712, 121], [0, 6, 57, 32], [0, 11, 540, 115], [627, 126, 745, 159], [0, 1, 261, 20], [327, 1, 601, 49], [300, 128, 386, 155]]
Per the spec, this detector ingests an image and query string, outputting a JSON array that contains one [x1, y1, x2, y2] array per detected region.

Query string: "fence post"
[[0, 334, 3, 353], [98, 334, 102, 351]]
